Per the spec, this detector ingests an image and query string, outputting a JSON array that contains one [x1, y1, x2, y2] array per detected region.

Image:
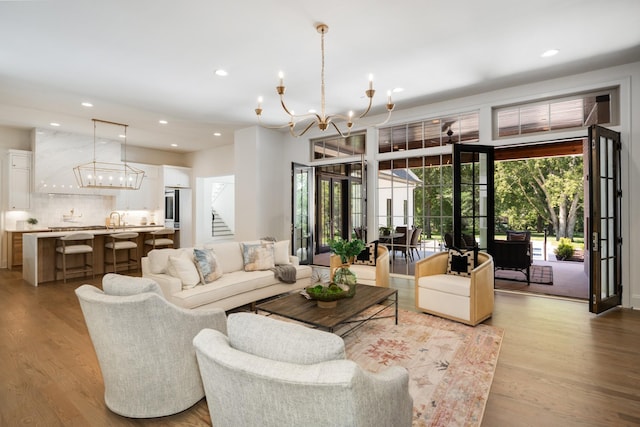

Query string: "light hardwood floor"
[[1, 269, 639, 426]]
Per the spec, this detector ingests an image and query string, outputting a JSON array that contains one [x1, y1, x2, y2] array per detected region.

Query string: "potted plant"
[[26, 218, 38, 229]]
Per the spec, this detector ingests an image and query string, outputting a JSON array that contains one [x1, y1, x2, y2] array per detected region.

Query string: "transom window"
[[312, 132, 365, 161], [493, 87, 618, 138], [378, 111, 480, 153]]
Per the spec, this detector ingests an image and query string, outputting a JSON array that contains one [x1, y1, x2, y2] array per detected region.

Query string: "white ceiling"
[[1, 0, 639, 152]]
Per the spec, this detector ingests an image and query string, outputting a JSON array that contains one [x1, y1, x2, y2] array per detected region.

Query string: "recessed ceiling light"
[[392, 88, 404, 93], [159, 120, 168, 125], [213, 132, 222, 137], [81, 102, 93, 107], [118, 134, 126, 138], [215, 69, 228, 77], [541, 49, 559, 58], [171, 143, 178, 147], [50, 122, 60, 127]]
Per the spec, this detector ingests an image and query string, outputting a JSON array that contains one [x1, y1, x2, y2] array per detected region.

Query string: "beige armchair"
[[330, 243, 390, 287], [75, 274, 227, 418], [415, 251, 494, 326], [193, 312, 413, 427]]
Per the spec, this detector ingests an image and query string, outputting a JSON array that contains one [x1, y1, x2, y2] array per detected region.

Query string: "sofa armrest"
[[141, 257, 182, 297]]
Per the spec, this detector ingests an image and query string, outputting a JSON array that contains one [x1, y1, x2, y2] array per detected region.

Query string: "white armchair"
[[75, 274, 227, 418], [193, 312, 413, 427], [415, 251, 494, 326]]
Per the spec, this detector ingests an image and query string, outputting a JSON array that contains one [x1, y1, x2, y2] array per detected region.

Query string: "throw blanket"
[[270, 265, 298, 284]]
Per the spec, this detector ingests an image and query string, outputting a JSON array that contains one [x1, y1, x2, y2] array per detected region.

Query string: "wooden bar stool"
[[55, 232, 95, 283], [105, 232, 140, 273], [144, 229, 175, 254]]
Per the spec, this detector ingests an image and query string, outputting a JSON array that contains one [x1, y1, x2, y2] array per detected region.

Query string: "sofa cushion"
[[171, 270, 276, 309], [148, 248, 188, 274], [241, 242, 275, 271], [194, 248, 224, 284], [446, 248, 473, 277], [167, 252, 201, 289], [206, 242, 244, 273], [417, 273, 471, 297]]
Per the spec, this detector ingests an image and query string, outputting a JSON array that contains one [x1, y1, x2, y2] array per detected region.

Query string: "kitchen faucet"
[[109, 211, 122, 229]]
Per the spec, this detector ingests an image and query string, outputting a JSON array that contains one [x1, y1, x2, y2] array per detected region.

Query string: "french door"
[[587, 125, 622, 314], [453, 144, 494, 253], [316, 176, 346, 253], [291, 163, 313, 265]]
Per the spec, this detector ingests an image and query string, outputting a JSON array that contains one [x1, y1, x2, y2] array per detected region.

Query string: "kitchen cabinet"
[[163, 165, 191, 188], [115, 163, 161, 210], [6, 150, 32, 210]]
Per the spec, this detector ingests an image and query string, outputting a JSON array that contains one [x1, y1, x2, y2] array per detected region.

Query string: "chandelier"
[[73, 119, 145, 190], [255, 23, 395, 138]]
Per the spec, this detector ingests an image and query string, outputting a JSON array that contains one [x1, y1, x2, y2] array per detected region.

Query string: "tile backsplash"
[[5, 193, 161, 229]]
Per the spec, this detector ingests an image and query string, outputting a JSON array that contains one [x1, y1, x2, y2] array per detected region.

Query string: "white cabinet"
[[163, 165, 191, 188], [7, 150, 32, 210], [115, 163, 161, 210]]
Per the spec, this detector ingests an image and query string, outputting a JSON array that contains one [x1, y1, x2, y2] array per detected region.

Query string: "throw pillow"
[[167, 252, 201, 289], [270, 240, 291, 265], [352, 241, 378, 266], [193, 248, 223, 284], [446, 248, 474, 277], [241, 242, 275, 271]]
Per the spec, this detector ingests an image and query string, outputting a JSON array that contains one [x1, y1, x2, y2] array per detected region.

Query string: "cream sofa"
[[142, 240, 312, 311], [329, 243, 390, 287], [415, 251, 494, 326]]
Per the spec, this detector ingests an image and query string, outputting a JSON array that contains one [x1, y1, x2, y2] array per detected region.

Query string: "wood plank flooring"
[[1, 269, 639, 426]]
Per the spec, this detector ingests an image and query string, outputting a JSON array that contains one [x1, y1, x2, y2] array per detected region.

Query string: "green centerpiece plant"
[[306, 236, 365, 307]]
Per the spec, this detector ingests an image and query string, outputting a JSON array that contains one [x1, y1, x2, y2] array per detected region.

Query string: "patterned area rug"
[[494, 264, 554, 285], [340, 309, 504, 427]]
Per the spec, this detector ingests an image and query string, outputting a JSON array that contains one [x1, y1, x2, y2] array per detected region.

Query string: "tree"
[[494, 156, 583, 240]]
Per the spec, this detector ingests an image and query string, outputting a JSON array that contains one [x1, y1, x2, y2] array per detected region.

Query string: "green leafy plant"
[[328, 236, 366, 264], [27, 218, 38, 225], [554, 238, 575, 261]]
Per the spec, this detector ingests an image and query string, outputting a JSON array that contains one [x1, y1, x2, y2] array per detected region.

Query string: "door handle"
[[592, 232, 599, 252]]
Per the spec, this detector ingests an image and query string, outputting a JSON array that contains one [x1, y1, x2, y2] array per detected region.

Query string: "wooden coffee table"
[[256, 284, 397, 337]]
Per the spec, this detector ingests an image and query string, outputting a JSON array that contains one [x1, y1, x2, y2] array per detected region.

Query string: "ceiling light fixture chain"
[[255, 23, 395, 138]]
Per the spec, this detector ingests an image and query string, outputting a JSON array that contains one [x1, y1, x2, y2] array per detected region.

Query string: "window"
[[494, 88, 618, 138], [378, 111, 479, 153], [312, 132, 365, 160]]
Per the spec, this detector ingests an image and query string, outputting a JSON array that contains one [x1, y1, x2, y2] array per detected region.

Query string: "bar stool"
[[105, 232, 140, 273], [55, 232, 95, 283], [144, 229, 175, 254]]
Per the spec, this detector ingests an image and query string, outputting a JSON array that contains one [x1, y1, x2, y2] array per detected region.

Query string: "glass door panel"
[[588, 125, 622, 313], [292, 163, 313, 265]]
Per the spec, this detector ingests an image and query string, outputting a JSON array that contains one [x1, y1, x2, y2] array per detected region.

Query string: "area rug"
[[494, 264, 553, 285], [339, 309, 504, 427]]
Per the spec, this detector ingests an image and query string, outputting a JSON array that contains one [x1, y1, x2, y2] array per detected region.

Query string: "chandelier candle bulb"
[[369, 74, 373, 91]]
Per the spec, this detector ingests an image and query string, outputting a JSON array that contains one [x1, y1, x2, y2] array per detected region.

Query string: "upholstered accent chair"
[[415, 251, 494, 326], [329, 243, 390, 287], [75, 274, 227, 418], [193, 312, 413, 427]]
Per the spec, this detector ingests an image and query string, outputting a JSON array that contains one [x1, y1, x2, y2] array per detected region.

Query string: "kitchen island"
[[22, 225, 175, 286]]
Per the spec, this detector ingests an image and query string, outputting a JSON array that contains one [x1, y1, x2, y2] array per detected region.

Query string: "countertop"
[[23, 225, 168, 238]]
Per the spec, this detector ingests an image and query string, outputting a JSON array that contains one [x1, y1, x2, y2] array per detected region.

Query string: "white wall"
[[234, 127, 287, 241]]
